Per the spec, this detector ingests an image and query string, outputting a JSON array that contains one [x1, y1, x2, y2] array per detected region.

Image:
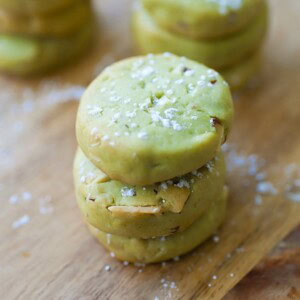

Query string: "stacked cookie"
[[74, 53, 233, 263], [132, 0, 268, 90], [0, 0, 93, 76]]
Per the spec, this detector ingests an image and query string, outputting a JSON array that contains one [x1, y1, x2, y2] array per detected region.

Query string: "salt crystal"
[[9, 194, 18, 204], [160, 182, 168, 190], [12, 215, 30, 229], [184, 69, 195, 77], [22, 192, 32, 202], [164, 108, 178, 119], [141, 66, 154, 77], [175, 179, 190, 189], [213, 236, 220, 243], [137, 132, 148, 140], [121, 187, 136, 197], [104, 265, 111, 271], [171, 120, 182, 131], [256, 182, 277, 195]]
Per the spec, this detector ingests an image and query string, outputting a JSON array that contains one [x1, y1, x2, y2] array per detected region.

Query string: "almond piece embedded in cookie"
[[108, 205, 161, 216], [158, 186, 190, 213]]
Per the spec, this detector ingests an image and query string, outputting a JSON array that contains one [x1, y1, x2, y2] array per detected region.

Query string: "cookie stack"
[[0, 0, 93, 76], [74, 53, 233, 263], [132, 0, 268, 90]]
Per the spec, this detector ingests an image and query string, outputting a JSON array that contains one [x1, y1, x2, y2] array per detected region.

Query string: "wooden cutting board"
[[0, 0, 299, 299]]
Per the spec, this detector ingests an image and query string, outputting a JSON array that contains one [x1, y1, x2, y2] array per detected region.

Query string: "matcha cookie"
[[76, 54, 233, 185], [132, 4, 267, 69], [0, 0, 75, 16], [221, 51, 261, 90], [88, 187, 228, 263], [74, 148, 226, 239], [0, 21, 92, 76], [0, 0, 91, 37], [142, 0, 265, 40]]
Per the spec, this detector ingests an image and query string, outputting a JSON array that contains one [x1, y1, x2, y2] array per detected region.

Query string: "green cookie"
[[0, 0, 92, 37], [221, 51, 261, 90], [76, 54, 233, 185], [74, 148, 226, 239], [0, 0, 75, 16], [87, 187, 228, 263], [132, 3, 267, 69], [0, 21, 92, 76], [142, 0, 265, 40]]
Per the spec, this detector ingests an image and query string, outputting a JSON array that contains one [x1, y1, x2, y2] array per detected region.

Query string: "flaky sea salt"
[[22, 192, 32, 201], [256, 182, 278, 195], [12, 215, 30, 229], [137, 132, 148, 140], [104, 265, 111, 271], [175, 179, 190, 189], [213, 236, 220, 243], [9, 194, 18, 204], [121, 187, 136, 197], [160, 182, 168, 190]]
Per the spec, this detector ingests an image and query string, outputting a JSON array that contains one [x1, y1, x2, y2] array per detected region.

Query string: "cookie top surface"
[[76, 54, 233, 185], [141, 0, 264, 39]]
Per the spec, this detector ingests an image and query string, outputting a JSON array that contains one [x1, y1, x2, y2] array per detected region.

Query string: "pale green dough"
[[132, 3, 267, 69], [88, 188, 228, 263], [0, 0, 92, 37], [0, 21, 92, 76], [221, 51, 261, 90], [142, 0, 265, 39], [76, 53, 233, 185], [0, 0, 75, 16], [74, 148, 226, 239]]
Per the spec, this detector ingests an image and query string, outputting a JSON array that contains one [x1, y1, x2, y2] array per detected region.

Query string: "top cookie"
[[76, 53, 233, 185], [141, 0, 264, 40]]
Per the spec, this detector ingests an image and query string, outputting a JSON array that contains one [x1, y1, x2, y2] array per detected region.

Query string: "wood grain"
[[0, 0, 299, 299]]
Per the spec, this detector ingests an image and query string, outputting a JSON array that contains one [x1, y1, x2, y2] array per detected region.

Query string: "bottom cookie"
[[87, 188, 228, 263], [221, 52, 261, 91], [0, 20, 92, 76]]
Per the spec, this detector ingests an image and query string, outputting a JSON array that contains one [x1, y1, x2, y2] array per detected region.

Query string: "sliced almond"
[[108, 205, 161, 216], [158, 186, 190, 213]]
